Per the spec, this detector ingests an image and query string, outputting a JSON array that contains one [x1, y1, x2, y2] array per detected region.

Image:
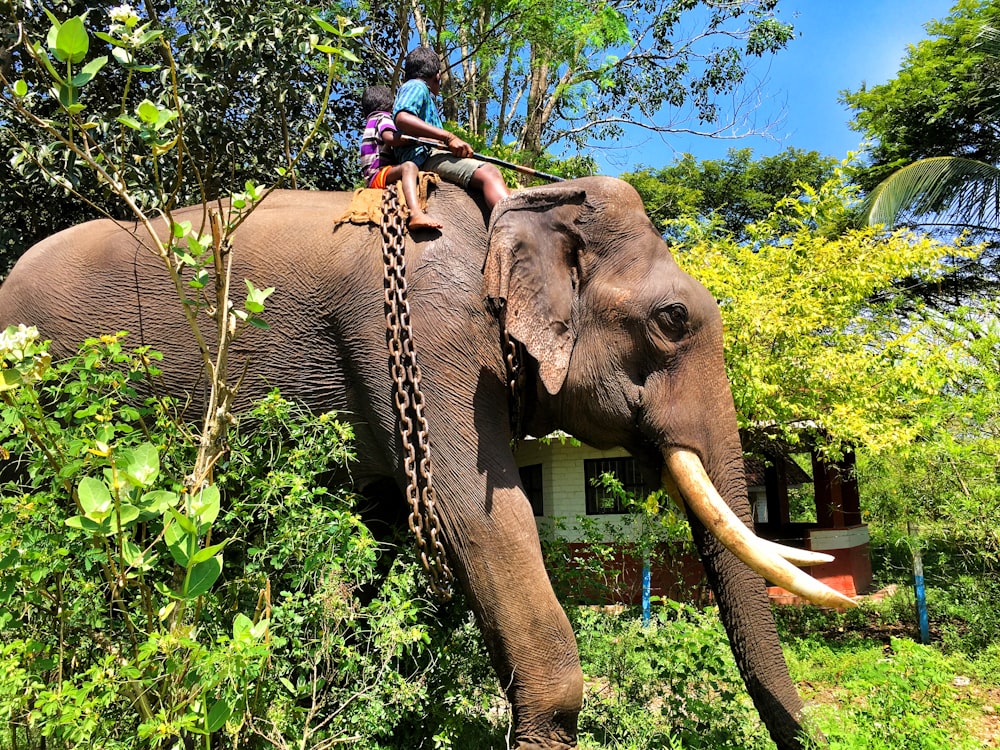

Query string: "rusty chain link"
[[380, 187, 454, 601], [502, 317, 526, 443]]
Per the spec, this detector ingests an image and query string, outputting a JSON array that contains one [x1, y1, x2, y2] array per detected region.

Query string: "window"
[[519, 464, 543, 517], [585, 457, 649, 515]]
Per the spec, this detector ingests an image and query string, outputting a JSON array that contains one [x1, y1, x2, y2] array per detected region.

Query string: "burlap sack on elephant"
[[334, 172, 439, 227]]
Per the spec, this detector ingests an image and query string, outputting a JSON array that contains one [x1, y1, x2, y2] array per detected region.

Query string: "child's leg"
[[469, 163, 511, 212], [385, 163, 442, 229]]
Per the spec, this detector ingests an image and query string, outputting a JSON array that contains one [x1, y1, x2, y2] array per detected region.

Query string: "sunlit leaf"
[[78, 476, 112, 521], [183, 554, 222, 598]]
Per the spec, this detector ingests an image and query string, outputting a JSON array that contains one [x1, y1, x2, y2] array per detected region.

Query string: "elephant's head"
[[484, 176, 849, 748]]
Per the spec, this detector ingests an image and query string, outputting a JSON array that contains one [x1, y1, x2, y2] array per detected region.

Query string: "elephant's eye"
[[654, 303, 689, 338]]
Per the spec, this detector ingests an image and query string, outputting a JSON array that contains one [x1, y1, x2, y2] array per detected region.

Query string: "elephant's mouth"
[[661, 449, 857, 609]]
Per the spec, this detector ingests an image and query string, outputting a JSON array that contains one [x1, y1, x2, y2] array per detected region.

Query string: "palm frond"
[[860, 156, 1000, 229]]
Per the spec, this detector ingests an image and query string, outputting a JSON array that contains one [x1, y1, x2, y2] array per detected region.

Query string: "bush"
[[0, 331, 503, 749], [575, 600, 772, 750]]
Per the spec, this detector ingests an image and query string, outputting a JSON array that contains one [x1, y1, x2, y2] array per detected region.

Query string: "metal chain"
[[502, 315, 526, 443], [380, 187, 454, 601]]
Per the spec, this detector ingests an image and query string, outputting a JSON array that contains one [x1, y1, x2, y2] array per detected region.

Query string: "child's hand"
[[445, 134, 474, 158]]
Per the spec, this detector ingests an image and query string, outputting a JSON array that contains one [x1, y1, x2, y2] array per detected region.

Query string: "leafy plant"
[[575, 601, 772, 749], [0, 332, 504, 749]]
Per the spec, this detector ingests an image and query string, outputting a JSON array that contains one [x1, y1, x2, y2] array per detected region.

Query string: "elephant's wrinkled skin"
[[0, 177, 817, 749]]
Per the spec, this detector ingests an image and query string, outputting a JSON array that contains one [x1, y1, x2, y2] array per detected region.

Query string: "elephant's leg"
[[447, 481, 583, 749]]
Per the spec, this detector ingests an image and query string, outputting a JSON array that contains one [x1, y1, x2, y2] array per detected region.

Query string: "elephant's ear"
[[484, 186, 587, 396]]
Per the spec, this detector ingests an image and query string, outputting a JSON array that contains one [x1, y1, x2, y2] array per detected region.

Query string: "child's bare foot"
[[408, 212, 443, 230]]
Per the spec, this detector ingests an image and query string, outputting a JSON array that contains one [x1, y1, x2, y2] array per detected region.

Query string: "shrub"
[[575, 600, 771, 750], [0, 331, 502, 749]]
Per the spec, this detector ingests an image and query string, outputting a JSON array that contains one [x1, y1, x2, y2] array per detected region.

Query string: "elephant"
[[0, 176, 852, 750]]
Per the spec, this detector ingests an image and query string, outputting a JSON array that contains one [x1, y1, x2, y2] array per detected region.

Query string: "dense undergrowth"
[[2, 333, 998, 749]]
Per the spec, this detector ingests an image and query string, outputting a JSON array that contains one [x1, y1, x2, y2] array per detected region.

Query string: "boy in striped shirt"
[[360, 85, 442, 230]]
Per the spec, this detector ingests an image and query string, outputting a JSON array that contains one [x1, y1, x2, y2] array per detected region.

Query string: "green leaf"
[[165, 512, 196, 567], [137, 99, 160, 125], [312, 15, 338, 34], [183, 554, 222, 598], [206, 698, 232, 732], [0, 369, 23, 391], [123, 443, 159, 487], [233, 613, 254, 640], [44, 10, 62, 54], [71, 55, 107, 87], [244, 280, 275, 314], [121, 540, 155, 569], [191, 485, 220, 526], [137, 489, 178, 515], [110, 504, 140, 534], [54, 16, 90, 64], [250, 618, 269, 639], [111, 47, 133, 65], [78, 476, 113, 521], [190, 540, 227, 565], [65, 515, 103, 533], [167, 505, 197, 534], [12, 80, 27, 97], [117, 115, 142, 130], [93, 31, 126, 48], [135, 29, 165, 46]]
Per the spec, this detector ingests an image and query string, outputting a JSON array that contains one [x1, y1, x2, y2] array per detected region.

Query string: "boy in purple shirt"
[[360, 85, 442, 230], [393, 47, 510, 214]]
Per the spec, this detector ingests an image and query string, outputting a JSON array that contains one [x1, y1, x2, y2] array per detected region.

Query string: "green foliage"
[[539, 477, 703, 608], [0, 332, 503, 749], [843, 0, 1000, 190], [786, 633, 987, 750], [575, 601, 771, 749], [624, 147, 838, 240], [843, 0, 1000, 298], [363, 0, 793, 157], [0, 1, 369, 273], [671, 170, 985, 456], [857, 305, 1000, 561]]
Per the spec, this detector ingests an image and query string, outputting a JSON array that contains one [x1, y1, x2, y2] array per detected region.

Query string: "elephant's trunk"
[[661, 444, 831, 750]]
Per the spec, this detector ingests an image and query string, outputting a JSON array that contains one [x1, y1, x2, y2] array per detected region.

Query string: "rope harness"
[[380, 187, 454, 601]]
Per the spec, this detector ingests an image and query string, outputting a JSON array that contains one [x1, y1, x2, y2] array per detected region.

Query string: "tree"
[[669, 173, 986, 458], [356, 0, 794, 160], [623, 147, 838, 239], [860, 156, 1000, 231], [843, 0, 1000, 191], [0, 0, 373, 273], [844, 0, 1000, 302]]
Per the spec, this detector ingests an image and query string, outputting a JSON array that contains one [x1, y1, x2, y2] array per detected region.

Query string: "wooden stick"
[[397, 135, 565, 183]]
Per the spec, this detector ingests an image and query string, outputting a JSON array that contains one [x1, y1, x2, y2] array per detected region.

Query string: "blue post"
[[642, 558, 651, 627], [910, 522, 930, 644]]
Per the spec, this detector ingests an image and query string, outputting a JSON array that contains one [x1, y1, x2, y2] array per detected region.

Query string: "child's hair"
[[403, 46, 441, 82], [362, 85, 393, 116]]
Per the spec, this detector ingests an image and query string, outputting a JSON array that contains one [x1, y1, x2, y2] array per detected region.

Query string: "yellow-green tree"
[[670, 172, 986, 459]]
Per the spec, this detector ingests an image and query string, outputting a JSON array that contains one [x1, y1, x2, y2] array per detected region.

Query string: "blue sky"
[[594, 0, 957, 173]]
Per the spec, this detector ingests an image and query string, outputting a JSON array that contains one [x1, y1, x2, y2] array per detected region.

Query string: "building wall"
[[515, 436, 643, 543]]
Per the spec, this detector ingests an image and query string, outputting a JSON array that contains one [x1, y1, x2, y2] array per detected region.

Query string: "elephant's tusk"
[[663, 490, 834, 567], [758, 538, 834, 567], [662, 449, 857, 609]]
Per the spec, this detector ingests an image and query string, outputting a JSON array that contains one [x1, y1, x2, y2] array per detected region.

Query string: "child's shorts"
[[369, 165, 393, 190], [421, 149, 485, 188]]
